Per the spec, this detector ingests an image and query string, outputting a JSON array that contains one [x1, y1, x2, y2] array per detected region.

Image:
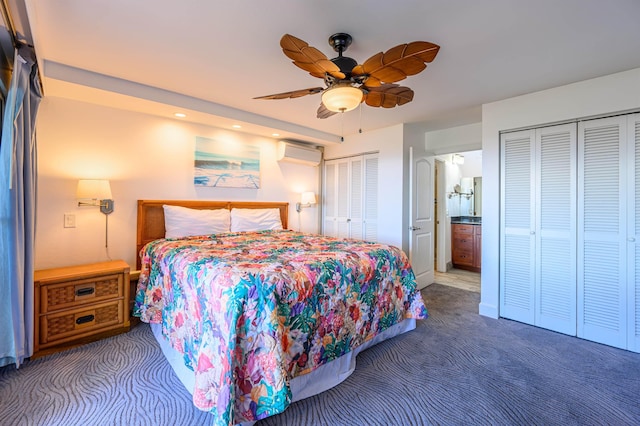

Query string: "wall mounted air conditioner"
[[277, 141, 322, 166]]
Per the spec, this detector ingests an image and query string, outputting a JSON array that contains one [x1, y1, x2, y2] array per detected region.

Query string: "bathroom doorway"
[[434, 150, 482, 274]]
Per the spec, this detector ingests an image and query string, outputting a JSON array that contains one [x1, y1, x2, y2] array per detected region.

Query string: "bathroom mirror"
[[474, 177, 482, 216], [459, 177, 474, 216]]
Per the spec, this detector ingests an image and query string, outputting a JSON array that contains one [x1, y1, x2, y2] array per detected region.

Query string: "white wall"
[[458, 150, 482, 178], [324, 124, 406, 251], [481, 66, 640, 318], [35, 97, 320, 270], [426, 122, 482, 155]]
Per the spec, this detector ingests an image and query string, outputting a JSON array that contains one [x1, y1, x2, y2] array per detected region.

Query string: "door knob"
[[409, 226, 422, 231]]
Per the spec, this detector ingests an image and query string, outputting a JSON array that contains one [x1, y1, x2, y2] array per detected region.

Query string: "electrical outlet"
[[64, 213, 76, 228]]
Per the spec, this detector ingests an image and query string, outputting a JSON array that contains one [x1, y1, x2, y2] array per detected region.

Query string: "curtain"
[[0, 44, 42, 368]]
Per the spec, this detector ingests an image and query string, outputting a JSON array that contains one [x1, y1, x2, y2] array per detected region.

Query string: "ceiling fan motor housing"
[[328, 33, 352, 52], [331, 56, 358, 75]]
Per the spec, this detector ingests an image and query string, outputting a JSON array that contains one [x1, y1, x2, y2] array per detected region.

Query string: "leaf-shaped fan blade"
[[280, 34, 345, 80], [364, 84, 414, 108], [317, 103, 338, 119], [254, 87, 324, 100], [352, 41, 440, 87]]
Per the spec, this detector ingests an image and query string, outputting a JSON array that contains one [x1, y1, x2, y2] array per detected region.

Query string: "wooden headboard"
[[136, 200, 289, 269]]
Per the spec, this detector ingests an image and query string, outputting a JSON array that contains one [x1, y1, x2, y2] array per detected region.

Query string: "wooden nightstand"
[[33, 260, 130, 357]]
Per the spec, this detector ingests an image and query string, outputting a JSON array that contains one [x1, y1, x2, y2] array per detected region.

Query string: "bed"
[[133, 200, 428, 426]]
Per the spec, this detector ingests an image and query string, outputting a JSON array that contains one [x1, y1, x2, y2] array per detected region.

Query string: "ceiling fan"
[[254, 33, 440, 119]]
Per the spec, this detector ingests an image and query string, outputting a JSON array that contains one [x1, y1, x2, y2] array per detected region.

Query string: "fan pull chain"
[[359, 102, 363, 134], [341, 112, 344, 142]]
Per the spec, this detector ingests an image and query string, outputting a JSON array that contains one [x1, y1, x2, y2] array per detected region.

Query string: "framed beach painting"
[[194, 136, 261, 188]]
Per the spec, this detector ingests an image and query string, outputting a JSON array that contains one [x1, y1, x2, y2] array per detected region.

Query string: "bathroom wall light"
[[452, 153, 465, 165]]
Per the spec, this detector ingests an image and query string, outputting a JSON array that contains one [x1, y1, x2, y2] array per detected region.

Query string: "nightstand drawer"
[[40, 273, 123, 313], [39, 300, 124, 347]]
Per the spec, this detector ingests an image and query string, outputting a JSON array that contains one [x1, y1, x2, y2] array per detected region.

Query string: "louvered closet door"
[[535, 124, 577, 335], [349, 158, 364, 239], [363, 154, 378, 242], [323, 160, 348, 237], [335, 160, 351, 238], [323, 161, 337, 237], [627, 113, 640, 353], [578, 116, 627, 349], [500, 130, 536, 324], [323, 158, 352, 238]]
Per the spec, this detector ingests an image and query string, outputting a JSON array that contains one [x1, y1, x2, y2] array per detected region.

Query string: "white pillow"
[[230, 208, 283, 232], [163, 205, 230, 238]]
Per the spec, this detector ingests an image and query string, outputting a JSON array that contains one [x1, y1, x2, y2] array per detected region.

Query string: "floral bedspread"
[[134, 230, 427, 426]]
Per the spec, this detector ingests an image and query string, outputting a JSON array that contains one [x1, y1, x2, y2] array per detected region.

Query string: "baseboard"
[[478, 302, 499, 319]]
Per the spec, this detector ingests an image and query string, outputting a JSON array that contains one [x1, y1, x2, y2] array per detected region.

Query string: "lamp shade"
[[301, 191, 317, 205], [321, 85, 363, 113], [77, 179, 112, 200]]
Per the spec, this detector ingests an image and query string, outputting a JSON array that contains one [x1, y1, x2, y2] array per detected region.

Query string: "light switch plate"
[[64, 213, 76, 228]]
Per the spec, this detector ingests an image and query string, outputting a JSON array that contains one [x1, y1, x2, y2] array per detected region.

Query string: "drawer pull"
[[75, 287, 95, 297], [76, 314, 95, 325]]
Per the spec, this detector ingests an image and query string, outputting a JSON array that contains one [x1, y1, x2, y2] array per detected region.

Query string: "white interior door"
[[409, 147, 434, 289]]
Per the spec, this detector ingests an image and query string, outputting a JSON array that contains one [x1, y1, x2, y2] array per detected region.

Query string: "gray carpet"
[[2, 284, 639, 426]]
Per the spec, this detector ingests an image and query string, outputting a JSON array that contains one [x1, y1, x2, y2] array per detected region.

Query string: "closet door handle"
[[628, 237, 636, 242]]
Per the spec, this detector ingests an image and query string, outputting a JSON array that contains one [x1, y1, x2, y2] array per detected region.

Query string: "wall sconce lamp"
[[77, 179, 114, 214], [296, 191, 317, 213], [77, 179, 114, 248]]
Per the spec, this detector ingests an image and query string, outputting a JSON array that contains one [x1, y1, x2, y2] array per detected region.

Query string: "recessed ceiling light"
[[272, 133, 280, 137], [232, 124, 242, 129], [174, 113, 186, 118]]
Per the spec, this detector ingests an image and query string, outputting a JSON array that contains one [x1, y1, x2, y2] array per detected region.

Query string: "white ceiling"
[[19, 0, 640, 144]]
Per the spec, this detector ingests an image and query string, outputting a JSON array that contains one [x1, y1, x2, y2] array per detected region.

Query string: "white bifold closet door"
[[578, 113, 640, 351], [362, 155, 378, 242], [632, 114, 640, 353], [500, 123, 577, 335], [323, 160, 338, 237], [323, 154, 378, 241]]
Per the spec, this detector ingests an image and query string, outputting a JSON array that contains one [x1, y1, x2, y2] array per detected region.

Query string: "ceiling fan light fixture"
[[321, 85, 363, 113]]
